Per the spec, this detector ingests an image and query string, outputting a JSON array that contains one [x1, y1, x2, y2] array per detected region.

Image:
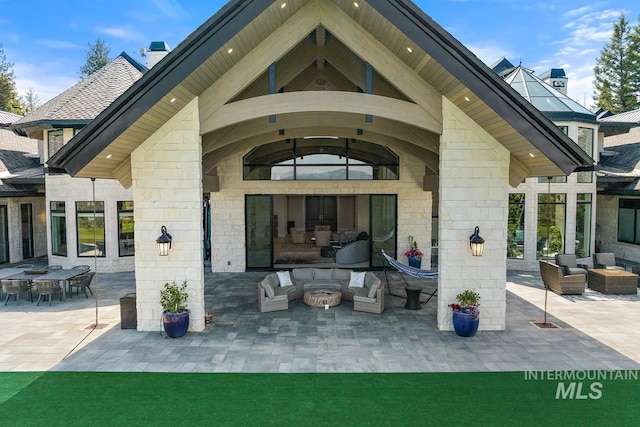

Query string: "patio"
[[0, 267, 638, 372]]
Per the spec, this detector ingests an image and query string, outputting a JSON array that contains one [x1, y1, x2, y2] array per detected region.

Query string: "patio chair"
[[554, 254, 587, 276], [72, 265, 91, 272], [32, 279, 62, 306], [69, 272, 95, 298], [15, 264, 34, 269], [592, 253, 625, 271], [2, 279, 31, 305], [45, 265, 63, 270]]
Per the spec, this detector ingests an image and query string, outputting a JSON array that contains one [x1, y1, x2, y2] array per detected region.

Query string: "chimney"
[[540, 68, 568, 96], [145, 41, 171, 68]]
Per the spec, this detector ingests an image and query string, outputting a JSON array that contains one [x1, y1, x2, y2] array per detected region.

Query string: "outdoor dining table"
[[6, 269, 86, 302]]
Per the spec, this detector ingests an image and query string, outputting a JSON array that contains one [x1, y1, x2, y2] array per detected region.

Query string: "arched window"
[[243, 138, 399, 180]]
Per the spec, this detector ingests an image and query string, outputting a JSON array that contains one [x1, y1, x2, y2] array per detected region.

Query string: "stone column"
[[437, 98, 509, 331], [131, 98, 205, 332]]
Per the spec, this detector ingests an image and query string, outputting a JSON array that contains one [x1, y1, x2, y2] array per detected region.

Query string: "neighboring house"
[[0, 111, 46, 264], [492, 59, 598, 270], [11, 52, 150, 272], [595, 110, 640, 264], [47, 0, 592, 333]]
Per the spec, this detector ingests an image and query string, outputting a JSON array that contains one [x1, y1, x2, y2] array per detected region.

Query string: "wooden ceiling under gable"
[[65, 0, 588, 188]]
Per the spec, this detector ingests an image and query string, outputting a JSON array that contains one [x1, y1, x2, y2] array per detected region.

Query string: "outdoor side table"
[[405, 286, 422, 310]]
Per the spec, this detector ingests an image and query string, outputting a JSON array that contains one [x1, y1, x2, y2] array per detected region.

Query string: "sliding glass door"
[[246, 195, 273, 268], [370, 195, 397, 267]]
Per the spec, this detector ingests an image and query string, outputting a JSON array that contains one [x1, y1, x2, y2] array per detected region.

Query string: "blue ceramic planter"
[[452, 310, 479, 337], [163, 310, 190, 338], [408, 256, 421, 268]]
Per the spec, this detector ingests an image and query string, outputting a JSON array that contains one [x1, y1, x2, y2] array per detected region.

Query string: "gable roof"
[[0, 110, 22, 126], [12, 52, 147, 134], [0, 127, 44, 197], [48, 0, 593, 183]]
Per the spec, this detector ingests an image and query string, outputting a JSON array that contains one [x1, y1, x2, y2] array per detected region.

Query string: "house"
[[0, 110, 46, 264], [47, 0, 592, 332], [595, 109, 640, 265], [492, 60, 598, 270], [11, 52, 149, 272]]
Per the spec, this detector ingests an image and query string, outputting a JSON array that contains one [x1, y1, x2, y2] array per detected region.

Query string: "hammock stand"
[[380, 249, 438, 305]]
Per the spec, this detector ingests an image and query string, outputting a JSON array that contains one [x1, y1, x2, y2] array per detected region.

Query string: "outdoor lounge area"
[[0, 259, 638, 373]]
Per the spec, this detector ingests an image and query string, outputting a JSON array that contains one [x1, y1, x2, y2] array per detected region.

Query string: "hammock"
[[380, 249, 438, 304]]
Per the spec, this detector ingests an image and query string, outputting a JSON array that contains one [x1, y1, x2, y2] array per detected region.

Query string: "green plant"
[[160, 281, 189, 314], [450, 290, 480, 314]]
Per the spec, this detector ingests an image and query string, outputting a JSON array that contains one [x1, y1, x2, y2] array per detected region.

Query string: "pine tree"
[[593, 15, 640, 114], [79, 38, 111, 78], [0, 44, 25, 115], [21, 87, 41, 113]]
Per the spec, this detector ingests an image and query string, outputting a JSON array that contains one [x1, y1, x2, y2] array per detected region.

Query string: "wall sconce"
[[469, 226, 484, 256], [156, 225, 172, 256]]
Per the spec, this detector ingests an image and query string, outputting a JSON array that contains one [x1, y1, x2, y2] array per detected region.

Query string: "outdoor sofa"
[[258, 268, 384, 314]]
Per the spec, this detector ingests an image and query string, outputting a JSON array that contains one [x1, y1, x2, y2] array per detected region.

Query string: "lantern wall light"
[[469, 226, 484, 256], [156, 225, 172, 256]]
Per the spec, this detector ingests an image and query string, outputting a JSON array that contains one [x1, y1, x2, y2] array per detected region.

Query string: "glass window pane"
[[0, 205, 8, 263], [296, 165, 346, 180], [578, 127, 594, 157], [576, 193, 592, 258], [537, 193, 566, 260], [508, 194, 525, 259], [348, 165, 373, 180], [50, 201, 67, 256], [371, 195, 396, 268], [618, 208, 634, 242], [118, 201, 135, 257], [76, 201, 105, 257]]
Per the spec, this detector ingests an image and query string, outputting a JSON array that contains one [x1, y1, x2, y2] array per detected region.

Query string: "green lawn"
[[0, 371, 637, 426]]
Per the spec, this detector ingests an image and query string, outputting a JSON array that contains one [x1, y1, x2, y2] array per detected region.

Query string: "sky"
[[1, 0, 638, 107]]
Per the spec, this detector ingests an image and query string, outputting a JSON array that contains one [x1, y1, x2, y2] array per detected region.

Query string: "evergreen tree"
[[79, 38, 111, 78], [593, 15, 640, 114], [0, 44, 25, 114], [21, 87, 41, 113]]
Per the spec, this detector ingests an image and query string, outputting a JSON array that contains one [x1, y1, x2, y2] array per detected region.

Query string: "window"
[[0, 205, 8, 263], [51, 202, 67, 256], [618, 198, 640, 245], [577, 127, 594, 183], [576, 194, 592, 257], [76, 201, 105, 257], [243, 139, 399, 181], [507, 194, 525, 259], [48, 129, 64, 159], [537, 193, 566, 260], [118, 201, 135, 257]]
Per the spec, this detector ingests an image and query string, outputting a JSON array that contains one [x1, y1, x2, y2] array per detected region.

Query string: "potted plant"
[[449, 290, 480, 337], [160, 281, 189, 338], [404, 240, 423, 268]]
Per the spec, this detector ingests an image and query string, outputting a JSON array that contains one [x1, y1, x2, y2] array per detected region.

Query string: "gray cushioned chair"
[[555, 254, 587, 276], [335, 237, 369, 264], [592, 253, 625, 271]]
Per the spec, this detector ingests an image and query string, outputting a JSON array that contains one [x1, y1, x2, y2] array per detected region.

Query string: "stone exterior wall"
[[210, 146, 432, 273], [131, 98, 204, 332], [596, 194, 640, 263], [46, 175, 135, 272], [1, 196, 46, 263], [438, 98, 509, 331]]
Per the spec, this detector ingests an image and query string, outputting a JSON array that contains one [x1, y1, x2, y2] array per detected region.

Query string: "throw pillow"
[[263, 281, 275, 299], [349, 271, 366, 288], [367, 281, 379, 299], [277, 271, 294, 287]]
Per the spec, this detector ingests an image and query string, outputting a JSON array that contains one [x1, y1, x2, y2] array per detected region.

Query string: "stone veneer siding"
[[596, 194, 640, 264], [438, 98, 509, 331], [131, 98, 204, 332]]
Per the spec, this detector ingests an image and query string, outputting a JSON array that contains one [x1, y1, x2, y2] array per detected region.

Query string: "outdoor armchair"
[[32, 279, 62, 306], [69, 272, 95, 298], [592, 253, 625, 271], [555, 254, 587, 276], [2, 279, 31, 305]]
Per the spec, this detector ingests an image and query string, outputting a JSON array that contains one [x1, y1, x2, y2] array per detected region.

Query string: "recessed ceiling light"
[[354, 2, 359, 8], [170, 97, 176, 103], [464, 96, 470, 102], [529, 153, 535, 158], [106, 154, 112, 159], [280, 2, 286, 8], [227, 48, 234, 54], [407, 47, 413, 53]]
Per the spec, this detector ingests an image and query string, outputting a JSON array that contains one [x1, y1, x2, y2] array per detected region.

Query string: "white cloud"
[[37, 39, 82, 50], [100, 26, 144, 41], [151, 0, 190, 21]]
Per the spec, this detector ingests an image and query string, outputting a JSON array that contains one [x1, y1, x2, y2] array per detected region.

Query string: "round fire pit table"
[[303, 289, 342, 308]]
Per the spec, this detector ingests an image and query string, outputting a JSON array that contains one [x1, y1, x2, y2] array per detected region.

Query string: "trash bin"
[[120, 293, 137, 329]]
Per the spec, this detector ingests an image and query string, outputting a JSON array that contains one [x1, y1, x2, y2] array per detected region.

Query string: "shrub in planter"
[[449, 290, 480, 337], [160, 281, 189, 338]]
